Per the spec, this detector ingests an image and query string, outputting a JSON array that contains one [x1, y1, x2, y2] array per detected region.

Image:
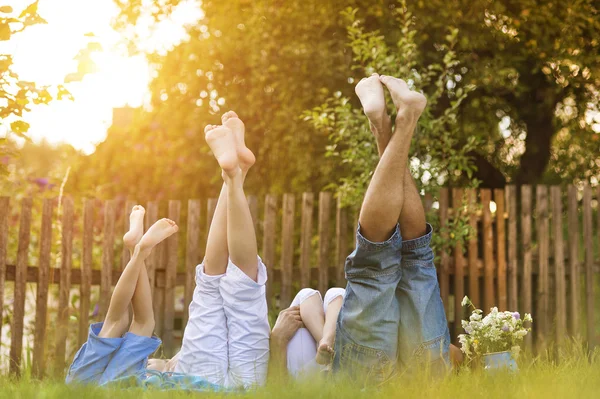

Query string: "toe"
[[221, 111, 238, 123], [204, 125, 214, 133]]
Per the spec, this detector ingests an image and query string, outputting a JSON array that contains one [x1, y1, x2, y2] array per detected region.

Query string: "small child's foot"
[[138, 218, 178, 251], [205, 124, 241, 178], [221, 111, 256, 173], [123, 205, 145, 250], [315, 341, 335, 365]]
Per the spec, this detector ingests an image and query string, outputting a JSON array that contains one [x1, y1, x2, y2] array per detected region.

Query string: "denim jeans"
[[333, 223, 450, 385]]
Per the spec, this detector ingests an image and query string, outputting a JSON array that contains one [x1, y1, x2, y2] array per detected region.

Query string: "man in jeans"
[[333, 73, 450, 384]]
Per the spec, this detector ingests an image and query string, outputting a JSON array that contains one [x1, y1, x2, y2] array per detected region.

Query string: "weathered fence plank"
[[99, 200, 116, 319], [281, 194, 295, 307], [79, 199, 94, 347], [521, 185, 533, 351], [263, 195, 277, 308], [567, 186, 580, 338], [0, 197, 9, 352], [146, 201, 159, 299], [536, 185, 549, 349], [163, 200, 180, 356], [184, 200, 201, 326], [439, 188, 450, 313], [452, 189, 465, 341], [33, 198, 54, 378], [551, 186, 567, 347], [121, 200, 136, 270], [467, 189, 479, 307], [299, 193, 314, 289], [481, 189, 494, 311], [55, 196, 74, 373], [335, 197, 348, 287], [583, 184, 595, 350], [495, 189, 507, 311], [318, 192, 332, 295], [10, 198, 32, 376], [506, 186, 518, 311]]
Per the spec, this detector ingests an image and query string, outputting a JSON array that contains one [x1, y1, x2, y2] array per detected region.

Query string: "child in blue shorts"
[[66, 207, 178, 385]]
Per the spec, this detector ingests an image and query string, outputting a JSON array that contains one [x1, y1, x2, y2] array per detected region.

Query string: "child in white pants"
[[173, 111, 271, 388]]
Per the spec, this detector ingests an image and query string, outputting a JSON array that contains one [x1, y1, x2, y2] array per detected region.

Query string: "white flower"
[[461, 296, 470, 307], [524, 313, 533, 323]]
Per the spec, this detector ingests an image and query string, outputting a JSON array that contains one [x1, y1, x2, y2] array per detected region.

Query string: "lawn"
[[2, 348, 600, 399]]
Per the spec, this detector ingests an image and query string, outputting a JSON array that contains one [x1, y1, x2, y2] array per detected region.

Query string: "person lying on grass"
[[66, 212, 178, 385]]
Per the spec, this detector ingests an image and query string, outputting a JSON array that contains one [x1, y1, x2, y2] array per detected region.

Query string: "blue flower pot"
[[483, 351, 518, 373]]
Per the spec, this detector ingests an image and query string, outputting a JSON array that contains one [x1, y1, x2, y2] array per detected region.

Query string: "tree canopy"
[[73, 0, 600, 200]]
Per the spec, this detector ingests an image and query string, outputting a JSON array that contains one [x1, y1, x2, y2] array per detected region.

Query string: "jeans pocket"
[[412, 334, 450, 367], [338, 341, 394, 385]]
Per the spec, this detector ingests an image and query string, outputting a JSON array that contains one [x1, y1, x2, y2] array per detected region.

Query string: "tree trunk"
[[515, 109, 555, 185]]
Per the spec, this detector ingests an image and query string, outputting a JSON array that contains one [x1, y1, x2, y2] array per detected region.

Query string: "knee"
[[324, 288, 345, 311], [290, 288, 321, 307]]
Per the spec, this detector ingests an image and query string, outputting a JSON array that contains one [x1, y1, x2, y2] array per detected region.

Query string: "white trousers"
[[175, 258, 270, 388], [286, 287, 346, 379]]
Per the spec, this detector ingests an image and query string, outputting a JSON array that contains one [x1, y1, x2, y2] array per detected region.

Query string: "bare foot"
[[355, 73, 392, 154], [379, 75, 427, 121], [138, 218, 178, 251], [205, 124, 240, 177], [123, 205, 145, 250], [221, 111, 255, 173], [315, 340, 334, 365]]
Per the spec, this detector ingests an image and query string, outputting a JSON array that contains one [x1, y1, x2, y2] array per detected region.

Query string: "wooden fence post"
[[79, 199, 94, 347], [583, 184, 595, 350], [481, 189, 494, 312], [318, 192, 332, 295], [121, 200, 136, 270], [335, 197, 348, 287], [280, 194, 295, 307], [99, 200, 115, 319], [467, 189, 479, 308], [551, 186, 567, 347], [163, 200, 180, 356], [506, 186, 518, 311], [521, 185, 533, 351], [439, 188, 450, 314], [55, 197, 74, 374], [0, 197, 9, 353], [495, 189, 507, 311], [452, 189, 465, 342], [299, 193, 314, 289], [567, 186, 580, 338], [262, 195, 277, 309], [184, 200, 201, 326], [536, 185, 549, 349], [10, 198, 32, 376], [33, 198, 54, 378]]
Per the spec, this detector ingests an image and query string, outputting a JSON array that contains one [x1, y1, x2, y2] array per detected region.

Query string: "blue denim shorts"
[[66, 322, 161, 385], [333, 223, 450, 384]]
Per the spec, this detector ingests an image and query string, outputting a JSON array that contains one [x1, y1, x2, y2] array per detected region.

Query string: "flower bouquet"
[[458, 296, 532, 371]]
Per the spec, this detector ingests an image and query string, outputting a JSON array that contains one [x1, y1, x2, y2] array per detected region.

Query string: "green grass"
[[2, 349, 600, 399]]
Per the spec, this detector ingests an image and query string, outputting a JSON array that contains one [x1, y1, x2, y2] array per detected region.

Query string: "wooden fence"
[[0, 184, 599, 377]]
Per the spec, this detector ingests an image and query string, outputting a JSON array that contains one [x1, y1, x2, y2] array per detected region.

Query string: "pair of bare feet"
[[123, 206, 178, 255], [204, 111, 255, 179], [355, 73, 427, 152]]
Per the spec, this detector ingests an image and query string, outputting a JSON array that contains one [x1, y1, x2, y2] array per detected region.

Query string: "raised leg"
[[99, 217, 178, 339], [316, 288, 345, 365]]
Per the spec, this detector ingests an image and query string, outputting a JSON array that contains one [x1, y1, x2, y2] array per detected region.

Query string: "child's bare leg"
[[299, 294, 325, 343], [99, 218, 178, 338], [204, 181, 229, 276], [316, 288, 345, 365], [122, 206, 155, 337], [206, 123, 258, 280], [203, 113, 254, 277]]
